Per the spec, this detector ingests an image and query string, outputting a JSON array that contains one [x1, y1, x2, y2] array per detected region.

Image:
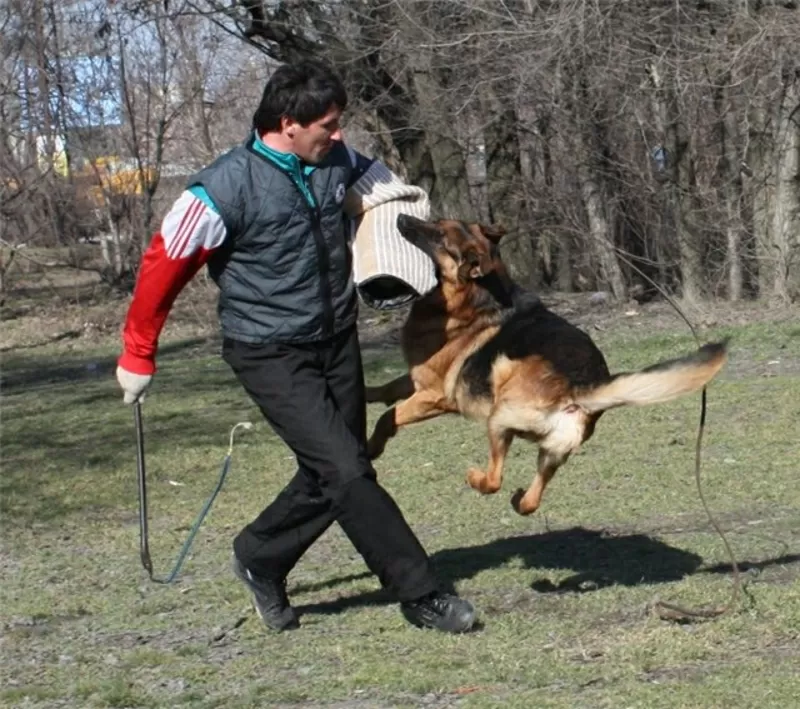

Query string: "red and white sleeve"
[[118, 190, 227, 375]]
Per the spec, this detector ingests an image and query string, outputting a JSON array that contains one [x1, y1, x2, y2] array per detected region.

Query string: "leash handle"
[[134, 400, 154, 577]]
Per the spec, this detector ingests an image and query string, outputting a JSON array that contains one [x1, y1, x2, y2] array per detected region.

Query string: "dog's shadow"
[[292, 526, 704, 617], [435, 526, 703, 593]]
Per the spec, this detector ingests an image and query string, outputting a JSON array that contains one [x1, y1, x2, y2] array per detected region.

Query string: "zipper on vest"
[[306, 186, 335, 338], [243, 136, 337, 338]]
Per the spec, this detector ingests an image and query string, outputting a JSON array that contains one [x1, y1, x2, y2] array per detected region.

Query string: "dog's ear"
[[468, 252, 483, 279], [479, 223, 506, 244]]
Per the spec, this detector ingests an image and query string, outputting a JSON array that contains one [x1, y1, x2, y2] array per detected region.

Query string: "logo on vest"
[[335, 182, 346, 204]]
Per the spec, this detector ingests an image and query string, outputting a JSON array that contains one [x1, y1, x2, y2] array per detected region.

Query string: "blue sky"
[[64, 54, 122, 127], [19, 53, 122, 130]]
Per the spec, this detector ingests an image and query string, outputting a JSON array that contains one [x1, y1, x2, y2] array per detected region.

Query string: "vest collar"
[[246, 131, 318, 208]]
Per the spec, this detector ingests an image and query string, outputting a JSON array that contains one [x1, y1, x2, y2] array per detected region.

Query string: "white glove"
[[116, 365, 153, 404]]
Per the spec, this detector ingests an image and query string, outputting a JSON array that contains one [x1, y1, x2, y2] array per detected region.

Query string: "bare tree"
[[2, 0, 798, 303]]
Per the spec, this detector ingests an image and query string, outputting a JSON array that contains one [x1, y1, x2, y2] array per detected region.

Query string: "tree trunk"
[[770, 65, 800, 301], [465, 109, 490, 224], [516, 99, 548, 290], [747, 100, 774, 298], [174, 19, 217, 164], [101, 211, 112, 269], [578, 160, 626, 299], [572, 67, 626, 299], [481, 86, 534, 285], [715, 75, 746, 301], [648, 60, 704, 302], [32, 0, 54, 163], [407, 63, 474, 220]]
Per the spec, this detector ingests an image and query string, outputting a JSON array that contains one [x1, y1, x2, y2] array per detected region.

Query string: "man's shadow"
[[292, 527, 706, 617]]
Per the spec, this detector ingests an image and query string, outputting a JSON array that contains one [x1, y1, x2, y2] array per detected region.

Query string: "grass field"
[[2, 304, 799, 708]]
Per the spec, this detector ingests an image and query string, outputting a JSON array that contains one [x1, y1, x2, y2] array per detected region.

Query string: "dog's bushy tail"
[[576, 340, 728, 414]]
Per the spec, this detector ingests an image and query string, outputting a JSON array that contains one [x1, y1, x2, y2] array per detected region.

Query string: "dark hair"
[[252, 59, 348, 132]]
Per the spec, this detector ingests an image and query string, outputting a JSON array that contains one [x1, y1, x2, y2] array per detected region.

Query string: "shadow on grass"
[[0, 339, 251, 525], [293, 528, 700, 617], [0, 396, 254, 525], [293, 529, 800, 618], [700, 554, 800, 578], [433, 528, 703, 591], [1, 336, 216, 393]]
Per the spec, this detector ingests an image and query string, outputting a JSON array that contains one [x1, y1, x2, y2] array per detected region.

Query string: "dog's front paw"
[[466, 468, 499, 495]]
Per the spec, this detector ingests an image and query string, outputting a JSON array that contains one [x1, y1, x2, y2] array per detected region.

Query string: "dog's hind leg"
[[366, 390, 448, 460], [466, 415, 514, 495], [365, 374, 414, 406], [511, 449, 568, 516]]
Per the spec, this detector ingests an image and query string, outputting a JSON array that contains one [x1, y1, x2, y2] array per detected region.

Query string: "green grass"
[[2, 318, 799, 708]]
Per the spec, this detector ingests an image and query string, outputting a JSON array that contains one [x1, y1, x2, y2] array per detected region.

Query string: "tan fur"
[[576, 350, 727, 413]]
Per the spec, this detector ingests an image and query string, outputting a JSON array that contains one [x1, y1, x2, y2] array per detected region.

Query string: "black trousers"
[[222, 325, 439, 603]]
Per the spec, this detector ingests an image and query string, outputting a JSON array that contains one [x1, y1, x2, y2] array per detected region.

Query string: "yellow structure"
[[82, 156, 156, 208]]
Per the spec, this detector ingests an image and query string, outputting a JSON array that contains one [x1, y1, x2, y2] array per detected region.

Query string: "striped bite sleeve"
[[344, 159, 437, 308]]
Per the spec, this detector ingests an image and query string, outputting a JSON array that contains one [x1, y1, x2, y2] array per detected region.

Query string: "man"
[[115, 59, 477, 634]]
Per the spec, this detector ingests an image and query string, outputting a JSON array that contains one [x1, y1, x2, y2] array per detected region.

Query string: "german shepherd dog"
[[365, 214, 728, 516]]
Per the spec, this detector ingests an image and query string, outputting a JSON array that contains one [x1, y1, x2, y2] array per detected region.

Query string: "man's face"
[[284, 105, 343, 164]]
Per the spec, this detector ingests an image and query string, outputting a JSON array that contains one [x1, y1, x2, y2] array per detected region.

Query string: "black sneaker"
[[400, 591, 477, 633], [232, 556, 299, 632]]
